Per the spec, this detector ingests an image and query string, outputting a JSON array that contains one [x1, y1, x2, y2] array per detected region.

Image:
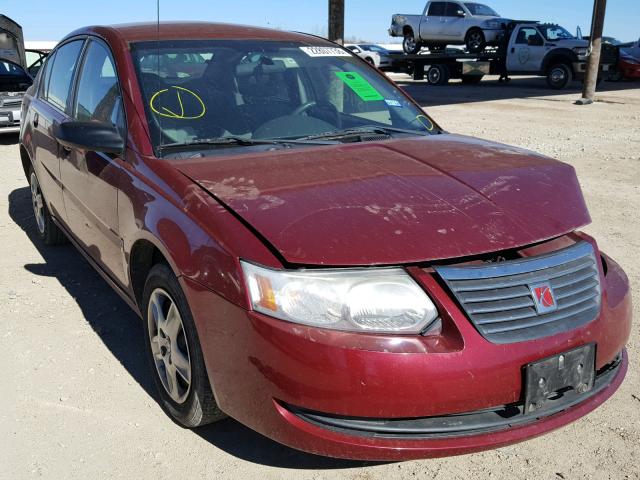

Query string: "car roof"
[[61, 22, 329, 45]]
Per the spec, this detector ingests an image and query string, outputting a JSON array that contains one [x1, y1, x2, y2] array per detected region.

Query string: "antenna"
[[156, 0, 162, 149]]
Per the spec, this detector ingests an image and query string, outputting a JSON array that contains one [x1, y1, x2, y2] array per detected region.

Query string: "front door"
[[441, 2, 469, 39], [60, 38, 128, 285], [507, 26, 546, 72], [420, 1, 447, 41]]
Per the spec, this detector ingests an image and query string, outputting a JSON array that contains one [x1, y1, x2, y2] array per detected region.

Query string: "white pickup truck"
[[388, 21, 617, 90], [389, 1, 507, 54]]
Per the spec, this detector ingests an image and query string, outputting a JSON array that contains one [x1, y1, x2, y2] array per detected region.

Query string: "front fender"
[[118, 150, 280, 308]]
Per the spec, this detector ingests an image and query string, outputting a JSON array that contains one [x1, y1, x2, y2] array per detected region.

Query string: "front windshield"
[[538, 25, 574, 41], [131, 40, 437, 155], [464, 3, 499, 16]]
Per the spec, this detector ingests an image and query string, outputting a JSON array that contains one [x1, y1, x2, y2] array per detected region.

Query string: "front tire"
[[465, 29, 486, 53], [403, 33, 421, 54], [142, 263, 225, 428], [28, 167, 65, 245], [546, 63, 572, 89]]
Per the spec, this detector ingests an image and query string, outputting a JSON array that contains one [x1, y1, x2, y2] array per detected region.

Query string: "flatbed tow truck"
[[387, 21, 618, 89]]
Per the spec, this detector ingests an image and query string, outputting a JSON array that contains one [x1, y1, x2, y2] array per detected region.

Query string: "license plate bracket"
[[524, 343, 596, 415]]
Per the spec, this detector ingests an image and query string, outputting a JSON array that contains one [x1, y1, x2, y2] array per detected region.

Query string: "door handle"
[[511, 47, 515, 53], [59, 142, 72, 157], [33, 112, 39, 128]]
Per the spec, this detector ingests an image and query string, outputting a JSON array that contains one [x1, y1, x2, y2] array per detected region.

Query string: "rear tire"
[[403, 33, 422, 54], [427, 64, 450, 86], [465, 29, 486, 53], [546, 63, 572, 89], [142, 263, 226, 428], [28, 167, 65, 245]]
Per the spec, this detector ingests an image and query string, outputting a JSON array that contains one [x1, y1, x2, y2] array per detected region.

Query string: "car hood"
[[175, 134, 591, 266], [553, 38, 588, 48]]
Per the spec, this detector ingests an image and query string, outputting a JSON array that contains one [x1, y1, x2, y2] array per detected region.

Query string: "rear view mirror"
[[53, 121, 124, 154]]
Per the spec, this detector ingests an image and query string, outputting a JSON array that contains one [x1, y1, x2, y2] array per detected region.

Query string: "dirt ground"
[[1, 76, 639, 480]]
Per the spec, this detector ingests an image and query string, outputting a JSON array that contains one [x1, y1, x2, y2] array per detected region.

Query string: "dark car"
[[19, 22, 631, 461]]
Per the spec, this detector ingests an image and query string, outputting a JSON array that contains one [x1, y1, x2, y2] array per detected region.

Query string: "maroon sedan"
[[19, 22, 631, 460]]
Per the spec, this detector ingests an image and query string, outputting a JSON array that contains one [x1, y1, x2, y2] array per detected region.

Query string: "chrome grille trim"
[[434, 242, 602, 344]]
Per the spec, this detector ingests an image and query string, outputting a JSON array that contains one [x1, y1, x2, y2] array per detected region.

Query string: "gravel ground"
[[1, 75, 639, 480]]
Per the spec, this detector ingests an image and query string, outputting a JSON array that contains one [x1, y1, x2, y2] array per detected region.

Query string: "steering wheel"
[[292, 101, 342, 129]]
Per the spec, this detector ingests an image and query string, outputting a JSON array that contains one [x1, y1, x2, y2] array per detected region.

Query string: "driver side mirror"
[[456, 10, 466, 17], [53, 121, 124, 154]]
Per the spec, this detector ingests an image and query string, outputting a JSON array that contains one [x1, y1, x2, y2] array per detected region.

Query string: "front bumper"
[[620, 62, 640, 79], [183, 242, 632, 460], [0, 107, 21, 132]]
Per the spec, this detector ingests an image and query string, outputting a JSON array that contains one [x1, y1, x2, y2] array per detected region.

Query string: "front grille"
[[434, 242, 601, 344], [0, 97, 22, 108]]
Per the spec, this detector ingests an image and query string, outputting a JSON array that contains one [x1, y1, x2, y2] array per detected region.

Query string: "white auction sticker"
[[300, 46, 351, 57]]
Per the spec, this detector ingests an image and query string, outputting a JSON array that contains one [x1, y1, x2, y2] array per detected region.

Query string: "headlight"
[[573, 47, 589, 57], [241, 262, 439, 334], [482, 20, 502, 29]]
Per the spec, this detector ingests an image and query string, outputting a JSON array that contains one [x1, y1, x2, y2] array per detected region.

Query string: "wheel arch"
[[19, 144, 33, 180], [402, 26, 414, 38], [128, 234, 178, 310], [542, 50, 578, 74]]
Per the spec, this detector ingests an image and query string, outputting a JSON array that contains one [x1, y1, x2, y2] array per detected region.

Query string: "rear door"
[[507, 26, 546, 72], [29, 40, 84, 223], [61, 38, 128, 284], [442, 2, 468, 40], [420, 2, 447, 41]]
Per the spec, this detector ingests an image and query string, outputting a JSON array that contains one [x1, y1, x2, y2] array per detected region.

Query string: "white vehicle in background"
[[389, 1, 507, 54], [345, 44, 393, 70]]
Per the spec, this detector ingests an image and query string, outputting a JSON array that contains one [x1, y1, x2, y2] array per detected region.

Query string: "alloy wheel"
[[467, 31, 483, 51], [147, 288, 192, 404], [30, 172, 45, 235]]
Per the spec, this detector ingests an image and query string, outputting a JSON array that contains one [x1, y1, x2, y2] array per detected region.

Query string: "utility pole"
[[328, 0, 345, 45], [578, 0, 607, 105]]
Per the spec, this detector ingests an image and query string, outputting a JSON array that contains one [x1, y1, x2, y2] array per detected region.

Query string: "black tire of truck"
[[607, 68, 624, 82], [465, 29, 486, 53], [403, 33, 422, 54], [427, 64, 450, 86], [461, 75, 484, 85], [546, 63, 572, 89]]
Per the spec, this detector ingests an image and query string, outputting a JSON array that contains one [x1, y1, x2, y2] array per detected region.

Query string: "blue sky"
[[4, 0, 639, 43]]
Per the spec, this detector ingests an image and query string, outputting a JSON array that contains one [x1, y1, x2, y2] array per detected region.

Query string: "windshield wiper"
[[296, 125, 432, 141], [159, 136, 336, 152]]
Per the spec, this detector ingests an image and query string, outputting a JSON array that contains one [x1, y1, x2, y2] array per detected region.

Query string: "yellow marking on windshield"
[[150, 86, 206, 119], [416, 115, 434, 131]]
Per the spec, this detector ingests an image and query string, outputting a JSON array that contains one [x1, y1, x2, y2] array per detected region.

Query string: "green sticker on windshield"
[[335, 72, 384, 102]]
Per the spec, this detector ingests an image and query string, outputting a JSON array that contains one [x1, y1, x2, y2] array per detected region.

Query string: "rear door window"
[[44, 40, 84, 112], [427, 2, 446, 16]]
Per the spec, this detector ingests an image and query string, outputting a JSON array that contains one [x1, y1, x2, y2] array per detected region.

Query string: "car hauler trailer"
[[387, 21, 618, 89]]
